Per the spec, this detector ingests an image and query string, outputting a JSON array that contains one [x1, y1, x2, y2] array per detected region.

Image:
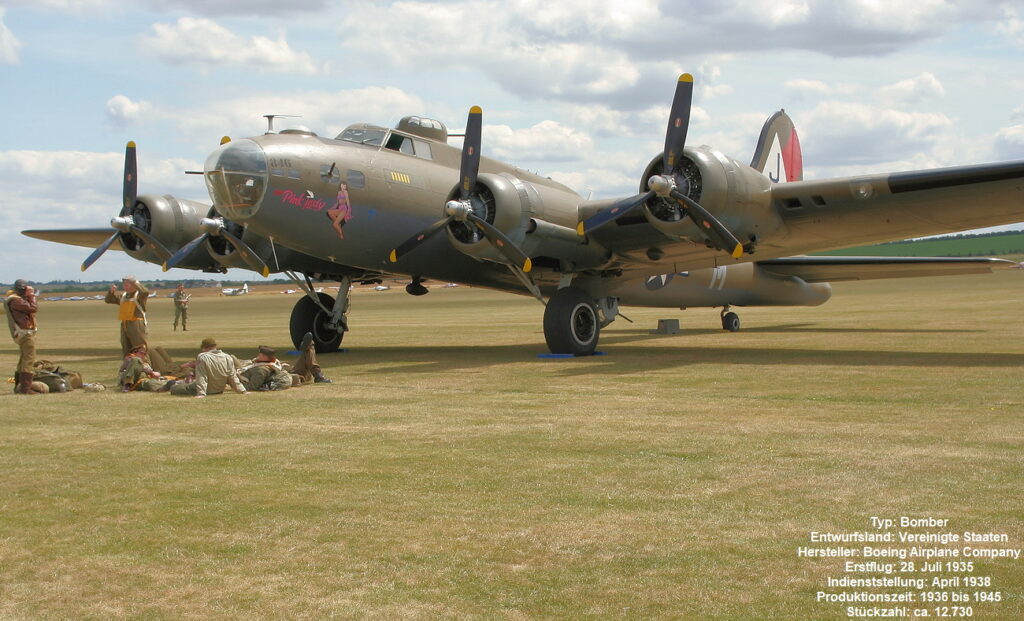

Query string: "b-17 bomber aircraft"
[[23, 75, 1024, 355]]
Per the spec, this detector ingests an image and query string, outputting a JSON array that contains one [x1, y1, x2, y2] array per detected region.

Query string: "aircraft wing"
[[756, 256, 1016, 283], [767, 160, 1024, 256], [22, 228, 122, 251]]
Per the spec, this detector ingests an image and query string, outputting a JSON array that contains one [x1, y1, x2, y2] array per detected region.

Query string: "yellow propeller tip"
[[161, 264, 169, 272], [731, 244, 743, 259], [469, 105, 482, 114], [388, 250, 397, 263], [126, 141, 136, 148], [523, 258, 533, 273], [220, 136, 231, 145], [261, 267, 270, 278], [679, 73, 693, 83], [576, 222, 585, 236]]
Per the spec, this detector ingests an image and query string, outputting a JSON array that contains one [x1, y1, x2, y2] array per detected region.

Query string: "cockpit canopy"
[[396, 116, 447, 142]]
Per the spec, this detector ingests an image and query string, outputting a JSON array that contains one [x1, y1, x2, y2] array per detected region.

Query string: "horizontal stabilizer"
[[23, 229, 124, 251], [757, 256, 1015, 283]]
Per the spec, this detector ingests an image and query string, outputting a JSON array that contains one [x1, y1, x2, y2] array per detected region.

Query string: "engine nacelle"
[[120, 194, 211, 268], [444, 172, 538, 264], [638, 146, 785, 250]]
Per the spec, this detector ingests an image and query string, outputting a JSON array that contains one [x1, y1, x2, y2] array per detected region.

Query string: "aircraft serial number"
[[269, 158, 293, 168]]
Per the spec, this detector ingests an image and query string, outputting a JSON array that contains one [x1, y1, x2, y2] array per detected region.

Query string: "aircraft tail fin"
[[750, 110, 802, 183]]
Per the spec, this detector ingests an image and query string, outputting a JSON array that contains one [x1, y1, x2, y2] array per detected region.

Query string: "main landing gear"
[[542, 287, 620, 356], [287, 274, 351, 353]]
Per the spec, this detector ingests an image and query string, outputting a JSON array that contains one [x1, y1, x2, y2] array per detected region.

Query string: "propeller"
[[162, 217, 270, 277], [81, 142, 173, 271], [388, 106, 533, 273], [577, 74, 744, 259]]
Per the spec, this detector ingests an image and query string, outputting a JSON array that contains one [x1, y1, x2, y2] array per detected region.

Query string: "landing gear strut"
[[543, 287, 601, 355]]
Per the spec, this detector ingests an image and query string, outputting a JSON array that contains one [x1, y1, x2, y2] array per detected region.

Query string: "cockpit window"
[[385, 133, 415, 155], [337, 127, 386, 146]]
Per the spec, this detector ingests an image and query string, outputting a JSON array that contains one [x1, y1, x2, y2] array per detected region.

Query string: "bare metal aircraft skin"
[[23, 75, 1024, 355]]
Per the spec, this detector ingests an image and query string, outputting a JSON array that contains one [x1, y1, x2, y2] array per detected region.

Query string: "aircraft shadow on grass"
[[356, 341, 1024, 378]]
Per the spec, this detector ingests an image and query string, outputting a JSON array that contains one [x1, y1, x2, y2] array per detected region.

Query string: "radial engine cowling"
[[120, 194, 209, 267], [638, 146, 784, 247], [200, 206, 270, 270], [444, 172, 541, 264]]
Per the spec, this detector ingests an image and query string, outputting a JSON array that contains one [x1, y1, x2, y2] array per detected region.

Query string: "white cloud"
[[0, 9, 21, 64], [166, 86, 426, 147], [106, 95, 153, 126], [993, 124, 1024, 160], [799, 101, 955, 173], [877, 72, 945, 105], [144, 0, 328, 16], [485, 121, 594, 163], [143, 17, 326, 75], [995, 6, 1024, 47], [1011, 105, 1024, 122]]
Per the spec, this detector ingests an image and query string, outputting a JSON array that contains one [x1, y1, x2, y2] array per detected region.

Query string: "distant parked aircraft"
[[222, 283, 249, 296]]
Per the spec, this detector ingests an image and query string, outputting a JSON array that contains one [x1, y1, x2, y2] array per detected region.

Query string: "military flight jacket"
[[105, 282, 150, 321], [5, 292, 38, 338]]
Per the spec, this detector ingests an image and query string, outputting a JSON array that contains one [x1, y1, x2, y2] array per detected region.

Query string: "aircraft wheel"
[[543, 287, 600, 355], [722, 311, 740, 332], [289, 292, 344, 353]]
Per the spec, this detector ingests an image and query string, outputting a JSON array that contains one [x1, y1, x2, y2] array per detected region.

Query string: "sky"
[[1, 0, 1023, 284]]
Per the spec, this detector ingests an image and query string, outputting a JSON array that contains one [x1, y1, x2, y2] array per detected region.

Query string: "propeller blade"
[[388, 217, 452, 263], [219, 228, 271, 277], [669, 189, 744, 259], [577, 191, 654, 236], [663, 73, 693, 173], [459, 106, 483, 200], [123, 141, 137, 212], [127, 225, 172, 261], [467, 213, 532, 273], [81, 232, 120, 272], [163, 232, 210, 272]]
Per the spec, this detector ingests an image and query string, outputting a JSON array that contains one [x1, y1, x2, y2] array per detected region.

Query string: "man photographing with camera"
[[4, 279, 41, 395]]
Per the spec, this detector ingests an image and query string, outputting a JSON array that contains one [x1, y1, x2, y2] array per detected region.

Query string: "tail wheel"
[[289, 292, 343, 353], [722, 311, 740, 332], [543, 287, 600, 355]]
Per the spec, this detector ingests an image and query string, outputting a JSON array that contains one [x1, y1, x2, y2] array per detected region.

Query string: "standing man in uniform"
[[105, 275, 150, 357], [4, 279, 42, 395], [172, 283, 190, 331]]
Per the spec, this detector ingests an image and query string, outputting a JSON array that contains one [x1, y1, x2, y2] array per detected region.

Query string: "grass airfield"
[[1, 273, 1022, 619]]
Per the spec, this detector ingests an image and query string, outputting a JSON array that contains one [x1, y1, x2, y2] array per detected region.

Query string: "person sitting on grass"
[[290, 332, 332, 385], [237, 334, 332, 391], [118, 344, 169, 392], [237, 345, 293, 392], [169, 337, 247, 398]]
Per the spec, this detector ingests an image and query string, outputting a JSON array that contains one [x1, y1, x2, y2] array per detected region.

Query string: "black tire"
[[289, 292, 344, 353], [722, 311, 740, 332], [543, 287, 600, 355]]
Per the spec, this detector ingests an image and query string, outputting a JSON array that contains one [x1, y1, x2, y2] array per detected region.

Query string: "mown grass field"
[[816, 232, 1024, 257], [2, 273, 1022, 619]]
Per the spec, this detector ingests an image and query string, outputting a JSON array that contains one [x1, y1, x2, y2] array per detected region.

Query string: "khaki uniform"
[[171, 348, 246, 397], [238, 359, 293, 391], [4, 290, 38, 374], [119, 356, 168, 391], [173, 290, 190, 330], [105, 283, 150, 357]]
